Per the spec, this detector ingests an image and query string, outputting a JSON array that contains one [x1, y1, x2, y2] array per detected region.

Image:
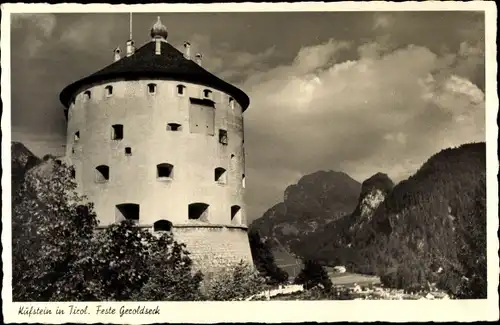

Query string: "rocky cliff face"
[[346, 173, 394, 244], [249, 170, 361, 251], [291, 172, 394, 258], [11, 142, 42, 193]]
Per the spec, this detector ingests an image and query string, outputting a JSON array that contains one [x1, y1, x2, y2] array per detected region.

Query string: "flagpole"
[[129, 12, 133, 40]]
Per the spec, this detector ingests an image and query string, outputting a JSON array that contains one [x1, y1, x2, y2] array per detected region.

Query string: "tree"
[[456, 180, 487, 298], [294, 259, 332, 290], [201, 261, 267, 300], [85, 221, 152, 301], [12, 160, 98, 301], [133, 232, 203, 301], [248, 230, 289, 284], [12, 158, 204, 301]]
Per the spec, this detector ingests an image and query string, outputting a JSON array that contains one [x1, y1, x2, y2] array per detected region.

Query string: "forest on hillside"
[[255, 142, 487, 298]]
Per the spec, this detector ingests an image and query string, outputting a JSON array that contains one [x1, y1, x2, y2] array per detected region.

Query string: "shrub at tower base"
[[12, 159, 267, 301], [12, 160, 204, 301]]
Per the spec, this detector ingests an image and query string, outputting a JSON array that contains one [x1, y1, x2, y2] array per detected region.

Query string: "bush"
[[294, 259, 332, 291], [201, 261, 267, 300]]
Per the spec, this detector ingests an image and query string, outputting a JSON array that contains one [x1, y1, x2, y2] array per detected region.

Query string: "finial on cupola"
[[150, 16, 169, 41]]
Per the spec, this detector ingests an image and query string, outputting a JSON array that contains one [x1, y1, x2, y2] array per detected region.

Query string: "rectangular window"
[[112, 124, 124, 140], [219, 129, 228, 145]]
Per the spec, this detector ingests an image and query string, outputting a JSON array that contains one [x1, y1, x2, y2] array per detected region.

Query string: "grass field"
[[272, 247, 381, 287], [328, 272, 381, 286]]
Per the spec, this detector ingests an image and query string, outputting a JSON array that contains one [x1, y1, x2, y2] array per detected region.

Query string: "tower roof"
[[59, 41, 250, 111]]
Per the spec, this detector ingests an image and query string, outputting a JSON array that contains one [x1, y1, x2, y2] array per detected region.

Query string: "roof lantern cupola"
[[150, 16, 168, 41]]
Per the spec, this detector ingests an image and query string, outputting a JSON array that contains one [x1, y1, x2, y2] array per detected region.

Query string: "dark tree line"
[[287, 143, 487, 298]]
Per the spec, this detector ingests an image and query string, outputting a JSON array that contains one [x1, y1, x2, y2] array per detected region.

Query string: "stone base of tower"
[[171, 224, 254, 275]]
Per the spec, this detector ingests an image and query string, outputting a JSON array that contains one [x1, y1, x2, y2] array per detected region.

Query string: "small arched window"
[[153, 219, 172, 232], [95, 165, 110, 183], [115, 203, 139, 223], [188, 203, 209, 221], [231, 205, 242, 221], [203, 89, 212, 99], [229, 97, 235, 110], [157, 163, 174, 179], [167, 123, 182, 131], [177, 84, 186, 96], [84, 90, 91, 101], [242, 174, 246, 188], [74, 131, 80, 142], [105, 85, 113, 97], [148, 83, 157, 94], [215, 167, 227, 185]]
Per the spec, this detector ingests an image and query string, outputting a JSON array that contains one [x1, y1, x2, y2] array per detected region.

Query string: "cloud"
[[11, 13, 57, 57], [180, 34, 278, 83], [373, 13, 395, 31], [58, 15, 117, 53], [242, 38, 485, 219]]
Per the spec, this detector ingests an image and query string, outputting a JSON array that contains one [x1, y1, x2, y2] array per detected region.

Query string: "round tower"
[[59, 17, 253, 271]]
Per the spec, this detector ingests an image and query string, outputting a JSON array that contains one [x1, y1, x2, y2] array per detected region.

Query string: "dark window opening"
[[148, 83, 157, 94], [95, 165, 110, 183], [125, 147, 132, 155], [219, 129, 228, 145], [215, 167, 227, 184], [157, 163, 174, 178], [84, 90, 91, 100], [105, 85, 113, 96], [72, 147, 75, 154], [229, 97, 235, 109], [231, 154, 235, 159], [74, 131, 80, 142], [177, 85, 185, 95], [115, 203, 139, 223], [112, 124, 124, 140], [188, 203, 209, 221], [231, 205, 241, 221], [167, 123, 182, 131], [189, 97, 215, 107], [203, 89, 212, 99], [153, 219, 172, 232], [70, 167, 76, 179]]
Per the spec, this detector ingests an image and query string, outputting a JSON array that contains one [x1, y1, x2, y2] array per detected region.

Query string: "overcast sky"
[[10, 11, 485, 222]]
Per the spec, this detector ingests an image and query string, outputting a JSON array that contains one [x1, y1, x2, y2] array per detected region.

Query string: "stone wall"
[[172, 225, 253, 273]]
